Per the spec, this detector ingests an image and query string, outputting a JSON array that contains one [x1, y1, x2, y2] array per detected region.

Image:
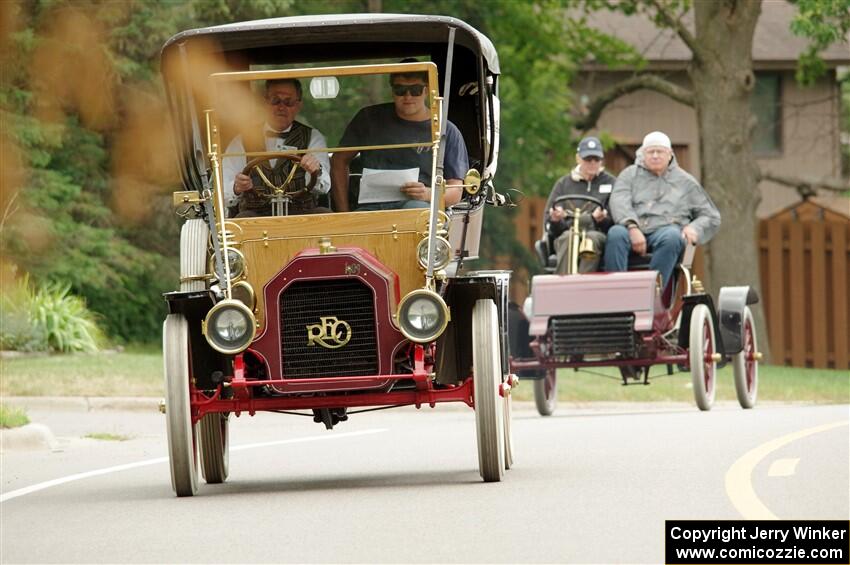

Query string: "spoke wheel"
[[200, 413, 230, 484], [163, 314, 199, 496], [533, 369, 558, 416], [689, 304, 717, 411], [472, 299, 505, 482], [732, 306, 759, 409], [503, 392, 514, 470]]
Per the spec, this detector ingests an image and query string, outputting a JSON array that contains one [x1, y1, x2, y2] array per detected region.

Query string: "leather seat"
[[534, 238, 556, 273]]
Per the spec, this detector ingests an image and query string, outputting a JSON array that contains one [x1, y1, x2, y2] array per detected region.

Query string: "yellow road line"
[[725, 420, 848, 519], [767, 457, 800, 477]]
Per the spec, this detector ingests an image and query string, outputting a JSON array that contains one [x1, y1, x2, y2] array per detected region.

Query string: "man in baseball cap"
[[543, 136, 615, 274], [578, 136, 605, 160]]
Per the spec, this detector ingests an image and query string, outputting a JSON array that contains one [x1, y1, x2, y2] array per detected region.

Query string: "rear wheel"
[[163, 314, 199, 496], [733, 306, 759, 409], [503, 392, 514, 470], [689, 304, 717, 411], [533, 369, 557, 416], [200, 413, 229, 484], [472, 299, 505, 482]]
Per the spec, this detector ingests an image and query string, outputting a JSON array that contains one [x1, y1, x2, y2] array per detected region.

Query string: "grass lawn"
[[0, 346, 164, 397], [0, 348, 847, 403]]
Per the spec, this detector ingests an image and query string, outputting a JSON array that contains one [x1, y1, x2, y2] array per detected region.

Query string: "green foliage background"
[[0, 0, 846, 343]]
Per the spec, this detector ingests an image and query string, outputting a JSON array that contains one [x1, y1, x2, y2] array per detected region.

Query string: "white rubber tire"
[[732, 306, 759, 409], [473, 299, 505, 482], [503, 392, 514, 470], [533, 369, 558, 416], [163, 314, 199, 496], [200, 413, 229, 484], [180, 219, 209, 292], [689, 304, 717, 411]]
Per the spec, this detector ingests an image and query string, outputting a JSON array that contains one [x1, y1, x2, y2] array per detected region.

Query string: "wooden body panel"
[[231, 209, 427, 326]]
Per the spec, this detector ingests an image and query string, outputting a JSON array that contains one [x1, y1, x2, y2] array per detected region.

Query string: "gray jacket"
[[610, 152, 720, 245]]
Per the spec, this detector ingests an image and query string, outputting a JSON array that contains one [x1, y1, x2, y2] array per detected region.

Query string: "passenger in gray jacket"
[[605, 131, 720, 288]]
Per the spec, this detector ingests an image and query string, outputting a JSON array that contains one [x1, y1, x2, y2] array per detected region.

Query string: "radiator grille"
[[550, 314, 635, 357], [280, 279, 378, 378]]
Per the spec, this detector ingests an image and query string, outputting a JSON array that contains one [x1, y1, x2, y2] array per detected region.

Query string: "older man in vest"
[[222, 79, 331, 217]]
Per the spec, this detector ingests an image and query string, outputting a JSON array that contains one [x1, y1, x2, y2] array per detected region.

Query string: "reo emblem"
[[306, 316, 352, 349]]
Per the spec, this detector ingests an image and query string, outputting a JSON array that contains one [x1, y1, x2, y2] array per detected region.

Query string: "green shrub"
[[0, 404, 30, 429], [0, 276, 46, 351], [0, 275, 105, 352]]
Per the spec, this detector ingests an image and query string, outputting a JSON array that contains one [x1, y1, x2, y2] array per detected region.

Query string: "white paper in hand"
[[358, 167, 419, 204]]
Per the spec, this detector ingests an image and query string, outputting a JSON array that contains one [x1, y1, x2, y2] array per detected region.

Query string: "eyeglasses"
[[391, 84, 427, 97], [266, 96, 300, 107], [582, 156, 602, 163]]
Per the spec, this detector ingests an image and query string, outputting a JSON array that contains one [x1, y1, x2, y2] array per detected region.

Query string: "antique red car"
[[160, 15, 515, 496]]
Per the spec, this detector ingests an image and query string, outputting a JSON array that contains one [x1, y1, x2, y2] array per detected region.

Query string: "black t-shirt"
[[339, 103, 469, 183]]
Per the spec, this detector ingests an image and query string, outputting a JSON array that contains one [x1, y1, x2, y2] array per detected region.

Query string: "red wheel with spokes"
[[689, 304, 717, 411], [733, 306, 759, 409]]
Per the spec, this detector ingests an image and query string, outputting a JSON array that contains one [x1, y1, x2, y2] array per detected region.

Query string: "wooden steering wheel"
[[241, 154, 317, 200]]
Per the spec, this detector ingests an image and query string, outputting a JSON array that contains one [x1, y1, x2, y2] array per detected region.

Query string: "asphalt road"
[[1, 401, 848, 563]]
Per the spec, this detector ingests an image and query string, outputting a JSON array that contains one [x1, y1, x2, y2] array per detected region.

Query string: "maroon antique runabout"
[[511, 211, 762, 417]]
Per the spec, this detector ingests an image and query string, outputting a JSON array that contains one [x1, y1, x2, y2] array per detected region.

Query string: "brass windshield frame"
[[202, 62, 442, 296], [208, 62, 440, 166]]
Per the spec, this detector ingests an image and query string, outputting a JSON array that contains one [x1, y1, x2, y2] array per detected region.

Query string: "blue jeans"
[[356, 200, 429, 211], [603, 225, 685, 288]]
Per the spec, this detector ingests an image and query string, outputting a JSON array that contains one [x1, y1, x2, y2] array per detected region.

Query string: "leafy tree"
[[0, 0, 182, 342], [570, 0, 850, 362]]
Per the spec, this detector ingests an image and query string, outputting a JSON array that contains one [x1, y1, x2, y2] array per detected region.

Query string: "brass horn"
[[578, 232, 597, 260]]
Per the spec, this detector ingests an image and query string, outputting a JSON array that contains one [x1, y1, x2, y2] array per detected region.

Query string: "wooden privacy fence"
[[509, 198, 849, 369], [759, 201, 849, 369]]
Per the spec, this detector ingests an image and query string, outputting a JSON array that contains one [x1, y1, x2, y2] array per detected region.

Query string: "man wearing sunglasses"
[[606, 131, 720, 288], [330, 63, 469, 211], [544, 136, 616, 274], [222, 78, 331, 217]]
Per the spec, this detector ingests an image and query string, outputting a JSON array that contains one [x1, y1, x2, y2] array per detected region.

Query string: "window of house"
[[751, 73, 782, 155]]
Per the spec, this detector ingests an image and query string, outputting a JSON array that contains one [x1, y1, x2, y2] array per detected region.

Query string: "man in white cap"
[[605, 131, 720, 288], [544, 136, 616, 273]]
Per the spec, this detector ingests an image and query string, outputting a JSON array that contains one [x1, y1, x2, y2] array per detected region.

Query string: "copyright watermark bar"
[[665, 520, 849, 564]]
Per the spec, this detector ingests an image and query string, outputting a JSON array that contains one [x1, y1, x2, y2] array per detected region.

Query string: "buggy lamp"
[[397, 289, 449, 343], [231, 281, 256, 312], [203, 299, 256, 354], [213, 248, 246, 281], [417, 236, 452, 270]]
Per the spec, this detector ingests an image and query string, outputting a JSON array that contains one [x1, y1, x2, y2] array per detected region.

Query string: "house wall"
[[575, 70, 848, 217]]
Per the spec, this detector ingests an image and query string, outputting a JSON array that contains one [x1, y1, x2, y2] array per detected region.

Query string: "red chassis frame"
[[189, 345, 477, 422]]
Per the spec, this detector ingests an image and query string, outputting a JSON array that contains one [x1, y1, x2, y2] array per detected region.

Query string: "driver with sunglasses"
[[543, 136, 616, 274], [222, 78, 331, 217], [330, 61, 469, 211]]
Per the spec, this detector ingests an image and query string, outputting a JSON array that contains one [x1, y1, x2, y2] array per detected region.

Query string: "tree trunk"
[[689, 0, 772, 361]]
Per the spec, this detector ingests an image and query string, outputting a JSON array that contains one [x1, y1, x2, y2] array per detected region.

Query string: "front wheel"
[[689, 304, 717, 411], [200, 413, 229, 484], [472, 299, 505, 482], [533, 369, 557, 416], [163, 314, 199, 496], [732, 306, 759, 409]]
